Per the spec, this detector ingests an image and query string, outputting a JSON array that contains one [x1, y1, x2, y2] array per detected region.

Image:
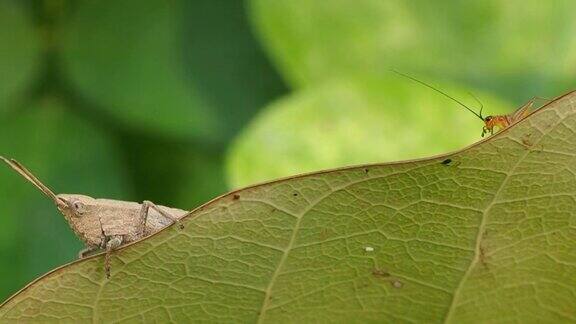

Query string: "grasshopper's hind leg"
[[140, 200, 184, 230]]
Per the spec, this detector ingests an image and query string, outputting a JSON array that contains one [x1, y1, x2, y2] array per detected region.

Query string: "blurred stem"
[[39, 0, 67, 52], [25, 0, 71, 101]]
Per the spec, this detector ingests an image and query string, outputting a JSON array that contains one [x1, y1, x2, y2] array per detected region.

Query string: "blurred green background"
[[0, 0, 573, 301]]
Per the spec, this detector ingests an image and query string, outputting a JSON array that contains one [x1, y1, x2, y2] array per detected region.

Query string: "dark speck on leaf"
[[364, 168, 369, 174], [233, 194, 240, 200], [441, 158, 452, 165], [293, 192, 298, 197]]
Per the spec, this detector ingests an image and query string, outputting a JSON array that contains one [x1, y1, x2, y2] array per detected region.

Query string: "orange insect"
[[392, 70, 535, 137], [480, 101, 533, 137]]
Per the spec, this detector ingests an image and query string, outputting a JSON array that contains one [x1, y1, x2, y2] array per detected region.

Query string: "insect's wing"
[[510, 99, 534, 122]]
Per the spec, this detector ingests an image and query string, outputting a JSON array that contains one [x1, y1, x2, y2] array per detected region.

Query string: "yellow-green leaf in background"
[[1, 91, 575, 322], [249, 0, 575, 100], [227, 75, 512, 188]]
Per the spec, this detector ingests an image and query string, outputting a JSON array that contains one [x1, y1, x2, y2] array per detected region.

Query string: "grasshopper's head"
[[55, 194, 104, 246], [56, 194, 97, 217], [1, 157, 104, 247]]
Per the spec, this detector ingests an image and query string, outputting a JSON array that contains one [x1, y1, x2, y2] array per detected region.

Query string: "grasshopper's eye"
[[484, 116, 492, 122], [72, 200, 86, 215]]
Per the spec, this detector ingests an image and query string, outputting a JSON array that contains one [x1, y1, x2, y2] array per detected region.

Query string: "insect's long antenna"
[[0, 156, 63, 205], [391, 70, 484, 121], [467, 91, 484, 119]]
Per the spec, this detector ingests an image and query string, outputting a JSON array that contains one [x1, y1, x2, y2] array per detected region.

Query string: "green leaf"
[[0, 1, 39, 113], [61, 0, 219, 140], [61, 0, 286, 141], [227, 76, 513, 188], [120, 135, 227, 210], [249, 0, 576, 98], [180, 0, 287, 141], [2, 91, 575, 322], [0, 99, 132, 301]]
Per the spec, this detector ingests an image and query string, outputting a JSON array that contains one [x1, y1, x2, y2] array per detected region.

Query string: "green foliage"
[[250, 0, 576, 99], [0, 2, 574, 320], [62, 0, 285, 141], [2, 93, 575, 322], [0, 1, 39, 113], [62, 0, 219, 139]]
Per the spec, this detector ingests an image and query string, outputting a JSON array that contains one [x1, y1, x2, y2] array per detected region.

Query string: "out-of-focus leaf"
[[181, 0, 287, 140], [1, 91, 575, 322], [118, 133, 227, 210], [0, 98, 131, 301], [249, 0, 576, 99], [61, 0, 286, 141], [226, 75, 513, 188], [172, 149, 227, 208], [0, 1, 39, 113], [61, 0, 219, 140]]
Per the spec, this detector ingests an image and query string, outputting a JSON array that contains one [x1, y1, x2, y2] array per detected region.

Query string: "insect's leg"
[[78, 246, 99, 259], [142, 200, 185, 230], [136, 202, 152, 237], [104, 235, 123, 279]]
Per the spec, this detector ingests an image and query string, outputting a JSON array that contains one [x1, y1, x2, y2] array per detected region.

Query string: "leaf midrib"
[[443, 115, 562, 323]]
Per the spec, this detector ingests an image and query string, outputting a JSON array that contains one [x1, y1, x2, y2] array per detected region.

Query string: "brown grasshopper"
[[1, 156, 190, 278]]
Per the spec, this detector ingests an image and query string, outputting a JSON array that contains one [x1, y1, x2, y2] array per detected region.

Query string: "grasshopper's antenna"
[[0, 156, 64, 206], [391, 69, 484, 121]]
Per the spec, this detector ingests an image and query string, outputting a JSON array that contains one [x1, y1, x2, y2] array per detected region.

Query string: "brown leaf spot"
[[479, 229, 489, 268], [371, 268, 390, 278], [521, 133, 533, 147], [391, 280, 403, 288]]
